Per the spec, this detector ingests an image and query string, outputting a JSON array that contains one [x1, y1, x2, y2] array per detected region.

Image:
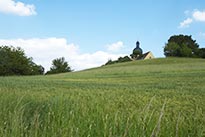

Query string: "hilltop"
[[52, 57, 205, 79]]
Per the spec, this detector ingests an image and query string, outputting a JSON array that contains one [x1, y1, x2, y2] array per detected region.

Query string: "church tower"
[[131, 41, 155, 60], [133, 41, 143, 54]]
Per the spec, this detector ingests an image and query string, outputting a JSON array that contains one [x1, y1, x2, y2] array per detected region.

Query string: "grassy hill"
[[0, 58, 205, 136]]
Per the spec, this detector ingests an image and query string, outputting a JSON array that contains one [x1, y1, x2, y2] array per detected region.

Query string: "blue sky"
[[0, 0, 205, 70]]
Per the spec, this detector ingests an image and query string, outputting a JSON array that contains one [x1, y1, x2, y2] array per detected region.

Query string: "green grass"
[[0, 57, 205, 137]]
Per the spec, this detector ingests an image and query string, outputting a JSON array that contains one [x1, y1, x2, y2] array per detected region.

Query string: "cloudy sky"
[[0, 0, 205, 71]]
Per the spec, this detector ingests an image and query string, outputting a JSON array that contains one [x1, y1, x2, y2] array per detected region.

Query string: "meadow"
[[0, 58, 205, 137]]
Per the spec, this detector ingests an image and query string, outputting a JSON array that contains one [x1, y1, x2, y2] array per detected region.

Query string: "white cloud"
[[0, 0, 36, 16], [0, 38, 125, 71], [179, 18, 193, 28], [193, 10, 205, 22], [179, 9, 205, 28], [107, 41, 124, 52]]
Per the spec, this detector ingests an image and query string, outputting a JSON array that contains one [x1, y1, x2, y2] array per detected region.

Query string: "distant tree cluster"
[[105, 56, 131, 65], [0, 46, 72, 76], [164, 35, 205, 58], [0, 46, 44, 76]]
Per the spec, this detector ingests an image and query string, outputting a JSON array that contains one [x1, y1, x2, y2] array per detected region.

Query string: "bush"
[[46, 57, 72, 74], [0, 46, 44, 76], [105, 56, 131, 66]]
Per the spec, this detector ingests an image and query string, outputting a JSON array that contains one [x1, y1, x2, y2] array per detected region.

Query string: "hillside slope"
[[0, 58, 205, 136]]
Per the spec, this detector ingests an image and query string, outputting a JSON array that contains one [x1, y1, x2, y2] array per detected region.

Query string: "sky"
[[0, 0, 205, 71]]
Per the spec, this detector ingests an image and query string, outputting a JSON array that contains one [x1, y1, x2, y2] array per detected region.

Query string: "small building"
[[141, 51, 155, 60], [131, 41, 155, 60]]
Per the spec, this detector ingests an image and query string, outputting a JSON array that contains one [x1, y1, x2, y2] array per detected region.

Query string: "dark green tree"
[[30, 63, 45, 75], [164, 35, 199, 57], [104, 59, 115, 65], [197, 48, 205, 58], [118, 56, 132, 62], [0, 46, 44, 76], [46, 57, 72, 74]]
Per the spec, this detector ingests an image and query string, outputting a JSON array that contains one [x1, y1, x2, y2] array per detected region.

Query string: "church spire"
[[136, 41, 140, 48]]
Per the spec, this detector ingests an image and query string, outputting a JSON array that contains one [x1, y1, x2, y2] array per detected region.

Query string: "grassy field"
[[0, 58, 205, 137]]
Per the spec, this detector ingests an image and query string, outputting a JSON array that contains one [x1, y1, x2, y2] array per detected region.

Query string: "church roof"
[[142, 52, 150, 58], [141, 51, 154, 60]]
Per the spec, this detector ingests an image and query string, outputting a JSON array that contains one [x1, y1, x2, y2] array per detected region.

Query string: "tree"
[[104, 59, 115, 65], [118, 56, 132, 62], [164, 35, 199, 57], [46, 57, 72, 74], [0, 46, 44, 76], [30, 63, 45, 75], [197, 48, 205, 58]]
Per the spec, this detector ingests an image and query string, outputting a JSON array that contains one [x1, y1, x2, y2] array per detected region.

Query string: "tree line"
[[0, 46, 71, 76]]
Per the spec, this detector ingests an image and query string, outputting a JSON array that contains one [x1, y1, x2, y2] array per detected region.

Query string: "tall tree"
[[46, 57, 72, 74], [0, 46, 44, 76], [164, 35, 199, 57]]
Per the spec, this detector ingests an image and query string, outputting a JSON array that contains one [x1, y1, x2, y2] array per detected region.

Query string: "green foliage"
[[0, 46, 44, 76], [31, 63, 45, 75], [180, 43, 193, 57], [164, 42, 180, 57], [164, 34, 201, 57], [0, 58, 205, 136], [46, 57, 72, 74], [104, 59, 115, 65], [118, 56, 132, 62], [105, 56, 131, 65], [197, 48, 205, 58]]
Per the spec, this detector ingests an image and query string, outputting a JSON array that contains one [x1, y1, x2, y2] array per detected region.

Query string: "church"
[[131, 41, 155, 60]]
